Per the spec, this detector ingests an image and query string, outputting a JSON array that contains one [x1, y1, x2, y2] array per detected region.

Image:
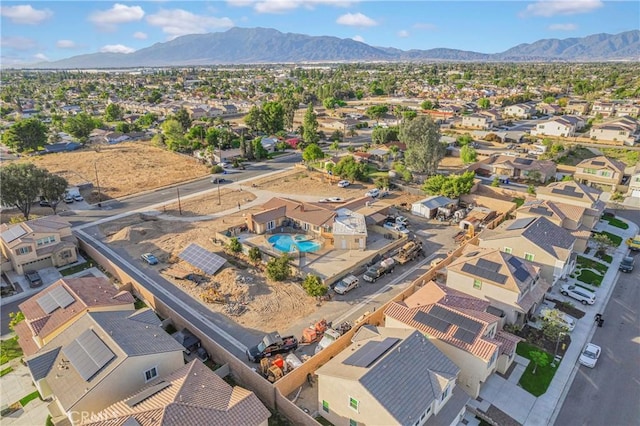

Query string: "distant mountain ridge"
[[26, 28, 640, 69]]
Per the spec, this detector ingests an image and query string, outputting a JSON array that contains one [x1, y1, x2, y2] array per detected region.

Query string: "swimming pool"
[[268, 234, 321, 253]]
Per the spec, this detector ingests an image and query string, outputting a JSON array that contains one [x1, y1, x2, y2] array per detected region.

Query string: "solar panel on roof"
[[49, 286, 75, 309], [514, 268, 531, 282], [178, 243, 226, 275], [1, 226, 26, 243], [453, 328, 476, 344], [343, 338, 399, 367], [514, 158, 533, 165], [506, 217, 536, 230], [413, 310, 450, 333], [461, 263, 508, 284], [125, 381, 171, 407], [591, 161, 605, 166], [37, 293, 59, 314], [529, 207, 553, 216], [476, 258, 501, 272], [551, 187, 584, 198], [508, 257, 522, 269], [63, 330, 115, 381]]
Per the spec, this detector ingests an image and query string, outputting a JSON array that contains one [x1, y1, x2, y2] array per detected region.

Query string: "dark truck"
[[362, 258, 396, 283], [246, 332, 299, 362]]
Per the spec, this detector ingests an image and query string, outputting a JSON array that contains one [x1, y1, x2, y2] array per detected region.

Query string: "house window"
[[354, 238, 359, 244], [144, 367, 158, 382], [266, 221, 275, 231], [16, 246, 32, 255], [36, 236, 56, 246], [349, 420, 357, 426], [473, 279, 482, 290], [349, 397, 359, 411], [303, 223, 310, 231], [504, 247, 512, 254], [584, 168, 596, 175], [441, 384, 450, 401], [489, 350, 497, 367], [524, 252, 535, 262], [601, 171, 611, 177], [322, 400, 329, 413], [60, 250, 73, 259]]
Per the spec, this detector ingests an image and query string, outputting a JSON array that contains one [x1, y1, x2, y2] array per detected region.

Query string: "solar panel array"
[[343, 337, 399, 368], [63, 329, 115, 381], [506, 217, 535, 231], [413, 310, 450, 333], [591, 161, 605, 166], [178, 243, 226, 275], [416, 305, 483, 344], [514, 158, 533, 165], [477, 258, 501, 272], [528, 207, 553, 217], [508, 256, 532, 282], [1, 226, 26, 243], [551, 186, 584, 199], [37, 286, 75, 314], [125, 381, 171, 407], [462, 263, 508, 284]]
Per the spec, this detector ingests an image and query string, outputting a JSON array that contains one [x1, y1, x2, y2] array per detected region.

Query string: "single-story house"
[[260, 137, 278, 153], [412, 196, 457, 219], [43, 142, 82, 154], [105, 132, 130, 144]]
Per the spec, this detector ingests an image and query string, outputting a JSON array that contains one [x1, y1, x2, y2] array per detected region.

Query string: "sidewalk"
[[0, 358, 49, 426]]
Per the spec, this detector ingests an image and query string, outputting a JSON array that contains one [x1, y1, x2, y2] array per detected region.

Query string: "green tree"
[[173, 108, 192, 131], [302, 104, 319, 148], [8, 311, 25, 332], [333, 155, 368, 181], [161, 119, 188, 152], [281, 96, 297, 131], [478, 98, 491, 109], [330, 129, 343, 142], [529, 350, 550, 375], [366, 105, 388, 124], [593, 233, 615, 257], [422, 171, 475, 198], [2, 118, 48, 152], [400, 115, 444, 175], [543, 96, 556, 104], [457, 134, 473, 146], [64, 113, 96, 142], [323, 97, 338, 109], [540, 309, 570, 342], [402, 110, 417, 121], [104, 103, 123, 121], [261, 101, 285, 135], [136, 112, 157, 127], [266, 254, 292, 281], [115, 122, 131, 134], [491, 177, 501, 187], [329, 140, 340, 156], [244, 106, 262, 133], [252, 138, 269, 160], [41, 173, 69, 214], [227, 237, 242, 253], [248, 246, 262, 264], [0, 163, 48, 219], [421, 100, 434, 110], [460, 145, 477, 164], [302, 143, 324, 163], [372, 126, 399, 145], [561, 175, 573, 181], [527, 184, 536, 195], [302, 274, 328, 297]]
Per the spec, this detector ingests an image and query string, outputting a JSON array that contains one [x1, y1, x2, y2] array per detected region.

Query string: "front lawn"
[[0, 366, 13, 377], [513, 197, 525, 208], [0, 337, 22, 365], [595, 231, 623, 246], [516, 342, 559, 397], [595, 252, 612, 263], [576, 255, 608, 274], [19, 391, 41, 407], [576, 269, 603, 287], [601, 216, 629, 230], [60, 261, 93, 276]]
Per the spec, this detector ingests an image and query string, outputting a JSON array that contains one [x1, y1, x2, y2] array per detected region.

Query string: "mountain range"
[[28, 28, 640, 69]]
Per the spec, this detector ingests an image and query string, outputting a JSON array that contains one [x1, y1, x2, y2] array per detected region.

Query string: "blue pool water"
[[268, 234, 321, 253]]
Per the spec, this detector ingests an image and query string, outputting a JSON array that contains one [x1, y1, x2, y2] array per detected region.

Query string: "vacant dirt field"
[[16, 142, 211, 201], [161, 188, 257, 217]]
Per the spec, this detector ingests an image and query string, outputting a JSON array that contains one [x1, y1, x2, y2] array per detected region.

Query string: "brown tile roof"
[[18, 277, 134, 343], [385, 281, 500, 360], [578, 155, 626, 174], [493, 331, 523, 356], [14, 320, 40, 357], [250, 205, 286, 224], [84, 360, 270, 426], [515, 277, 551, 313], [260, 197, 335, 227]]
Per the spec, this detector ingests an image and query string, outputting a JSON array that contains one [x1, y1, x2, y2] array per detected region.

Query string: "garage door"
[[20, 257, 53, 272], [632, 189, 640, 198]]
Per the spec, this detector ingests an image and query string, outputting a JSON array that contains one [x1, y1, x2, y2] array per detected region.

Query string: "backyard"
[[0, 337, 22, 365]]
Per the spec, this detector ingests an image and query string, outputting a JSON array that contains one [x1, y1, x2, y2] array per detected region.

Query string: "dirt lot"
[[161, 188, 257, 217], [15, 141, 211, 202]]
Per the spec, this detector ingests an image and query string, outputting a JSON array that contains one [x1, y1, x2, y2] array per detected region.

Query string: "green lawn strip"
[[19, 391, 41, 407], [595, 253, 612, 263], [576, 255, 608, 274], [597, 231, 623, 246], [0, 337, 23, 365], [516, 342, 559, 397], [59, 262, 92, 276], [576, 269, 603, 286], [0, 366, 13, 377], [512, 198, 525, 208], [601, 216, 629, 230]]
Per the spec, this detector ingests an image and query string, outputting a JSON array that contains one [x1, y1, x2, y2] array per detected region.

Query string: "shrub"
[[302, 274, 328, 297], [266, 254, 292, 281], [211, 165, 224, 174], [248, 246, 262, 263], [375, 176, 390, 189], [227, 237, 242, 253]]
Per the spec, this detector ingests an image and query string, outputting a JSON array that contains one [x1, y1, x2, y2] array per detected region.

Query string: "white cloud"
[[100, 44, 136, 54], [227, 0, 254, 6], [352, 35, 365, 42], [147, 9, 234, 38], [133, 31, 148, 39], [228, 0, 354, 14], [336, 12, 377, 27], [0, 4, 52, 24], [521, 0, 603, 17], [56, 39, 78, 49], [254, 0, 299, 14], [397, 30, 410, 38], [89, 4, 145, 30], [413, 22, 437, 31], [1, 36, 38, 50], [548, 23, 578, 30], [34, 53, 49, 61]]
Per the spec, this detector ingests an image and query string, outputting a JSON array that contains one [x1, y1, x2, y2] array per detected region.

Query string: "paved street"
[[554, 207, 640, 426]]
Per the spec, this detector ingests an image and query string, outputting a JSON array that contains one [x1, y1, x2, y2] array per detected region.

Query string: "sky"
[[1, 1, 638, 65]]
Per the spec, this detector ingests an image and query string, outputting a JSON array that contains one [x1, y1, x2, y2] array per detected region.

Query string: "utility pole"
[[217, 179, 221, 205], [94, 161, 102, 207], [177, 188, 182, 215]]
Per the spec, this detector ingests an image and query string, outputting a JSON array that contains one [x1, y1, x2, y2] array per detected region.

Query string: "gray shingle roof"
[[522, 217, 575, 257], [26, 347, 60, 381], [360, 330, 459, 426]]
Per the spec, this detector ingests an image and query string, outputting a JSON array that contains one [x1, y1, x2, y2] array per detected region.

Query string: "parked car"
[[619, 256, 635, 272], [246, 332, 299, 362], [211, 177, 228, 184], [141, 253, 159, 265], [195, 347, 209, 363], [579, 342, 601, 368], [25, 270, 43, 288], [63, 194, 74, 203], [560, 284, 596, 305], [540, 308, 577, 332], [318, 197, 343, 203], [384, 222, 410, 235], [73, 194, 84, 202], [337, 180, 350, 188], [395, 216, 408, 226], [217, 162, 230, 168], [365, 188, 380, 198], [39, 199, 51, 207], [333, 275, 359, 295]]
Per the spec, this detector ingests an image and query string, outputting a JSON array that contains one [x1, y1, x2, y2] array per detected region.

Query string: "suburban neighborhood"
[[1, 8, 640, 426]]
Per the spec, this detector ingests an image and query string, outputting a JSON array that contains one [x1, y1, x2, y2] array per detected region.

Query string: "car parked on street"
[[579, 342, 601, 368], [211, 177, 228, 184], [333, 275, 359, 295], [560, 284, 596, 305], [73, 194, 84, 202], [619, 256, 635, 273], [337, 180, 350, 188], [141, 253, 159, 265]]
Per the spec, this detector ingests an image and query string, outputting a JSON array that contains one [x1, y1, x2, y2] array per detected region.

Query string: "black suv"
[[25, 270, 43, 288], [619, 256, 635, 273]]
